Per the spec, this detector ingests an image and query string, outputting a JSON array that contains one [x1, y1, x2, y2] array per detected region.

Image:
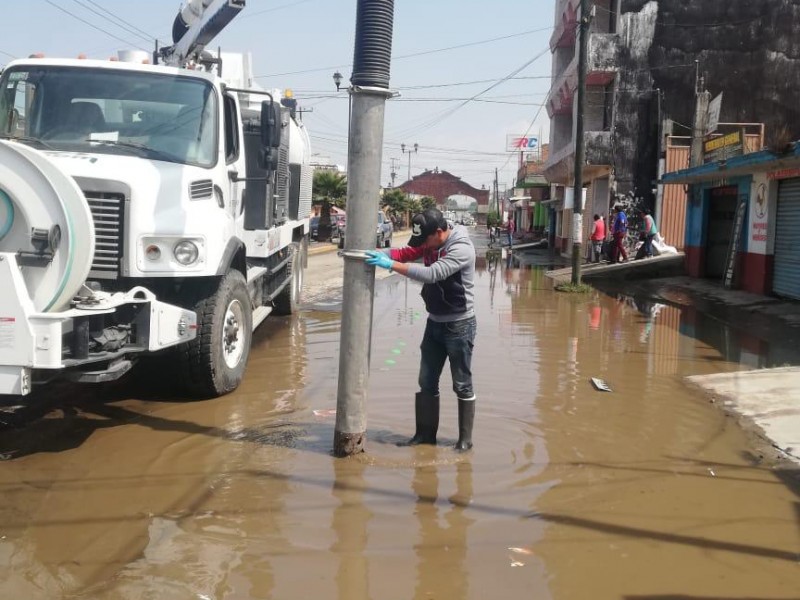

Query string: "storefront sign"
[[506, 135, 539, 152], [749, 173, 770, 255], [767, 168, 800, 180], [703, 130, 743, 164]]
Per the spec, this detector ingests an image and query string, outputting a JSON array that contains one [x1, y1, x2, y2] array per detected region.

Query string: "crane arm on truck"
[[160, 0, 246, 68]]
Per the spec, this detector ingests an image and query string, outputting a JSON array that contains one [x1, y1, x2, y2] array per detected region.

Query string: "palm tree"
[[313, 170, 347, 241]]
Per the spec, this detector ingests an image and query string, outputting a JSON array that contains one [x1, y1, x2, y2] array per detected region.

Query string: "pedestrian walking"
[[639, 209, 658, 258], [590, 213, 605, 263], [507, 217, 515, 248], [612, 204, 628, 263], [366, 208, 477, 451]]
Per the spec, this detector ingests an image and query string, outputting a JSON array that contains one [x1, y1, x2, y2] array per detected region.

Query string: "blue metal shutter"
[[773, 178, 800, 299]]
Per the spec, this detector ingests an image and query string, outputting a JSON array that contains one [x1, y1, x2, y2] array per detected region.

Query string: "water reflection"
[[412, 461, 473, 600], [331, 458, 371, 600]]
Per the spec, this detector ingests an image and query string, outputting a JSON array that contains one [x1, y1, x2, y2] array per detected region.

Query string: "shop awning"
[[661, 143, 800, 185]]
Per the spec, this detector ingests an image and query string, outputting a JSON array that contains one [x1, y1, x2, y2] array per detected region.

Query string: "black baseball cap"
[[408, 209, 447, 247]]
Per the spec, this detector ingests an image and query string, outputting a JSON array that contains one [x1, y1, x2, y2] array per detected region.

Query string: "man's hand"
[[365, 250, 394, 271]]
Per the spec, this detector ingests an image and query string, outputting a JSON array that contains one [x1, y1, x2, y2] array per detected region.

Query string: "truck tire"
[[179, 271, 252, 398], [273, 242, 303, 315]]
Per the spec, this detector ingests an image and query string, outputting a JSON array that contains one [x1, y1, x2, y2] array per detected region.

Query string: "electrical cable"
[[70, 0, 154, 42], [254, 26, 553, 79], [42, 0, 149, 52]]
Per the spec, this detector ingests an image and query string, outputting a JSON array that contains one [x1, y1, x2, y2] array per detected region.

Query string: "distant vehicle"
[[338, 211, 393, 249], [310, 216, 320, 240]]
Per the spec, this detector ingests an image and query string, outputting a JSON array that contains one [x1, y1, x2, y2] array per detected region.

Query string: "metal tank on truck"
[[0, 0, 312, 398]]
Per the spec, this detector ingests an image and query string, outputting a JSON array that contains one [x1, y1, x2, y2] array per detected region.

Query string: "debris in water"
[[708, 469, 716, 477], [313, 409, 337, 418], [591, 377, 612, 392], [510, 560, 525, 567], [508, 547, 534, 555]]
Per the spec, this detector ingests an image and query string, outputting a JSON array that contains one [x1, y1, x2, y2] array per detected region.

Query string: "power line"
[[0, 49, 16, 60], [71, 0, 154, 42], [239, 0, 317, 19], [42, 0, 149, 52], [254, 26, 553, 79], [391, 46, 551, 139], [392, 26, 553, 60]]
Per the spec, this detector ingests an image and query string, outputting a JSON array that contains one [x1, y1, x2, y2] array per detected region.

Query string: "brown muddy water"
[[0, 235, 798, 599]]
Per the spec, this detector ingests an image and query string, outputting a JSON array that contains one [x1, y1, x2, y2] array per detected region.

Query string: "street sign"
[[707, 92, 723, 134]]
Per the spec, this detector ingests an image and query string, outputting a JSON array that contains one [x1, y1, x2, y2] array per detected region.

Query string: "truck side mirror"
[[258, 147, 279, 172], [261, 100, 282, 149]]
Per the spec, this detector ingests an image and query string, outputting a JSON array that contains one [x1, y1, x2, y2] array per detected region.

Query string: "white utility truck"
[[0, 0, 311, 397]]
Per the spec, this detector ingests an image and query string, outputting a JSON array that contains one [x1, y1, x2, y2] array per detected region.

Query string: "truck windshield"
[[0, 66, 218, 167]]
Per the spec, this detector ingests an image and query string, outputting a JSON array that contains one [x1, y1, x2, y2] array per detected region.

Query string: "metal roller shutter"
[[773, 178, 800, 299]]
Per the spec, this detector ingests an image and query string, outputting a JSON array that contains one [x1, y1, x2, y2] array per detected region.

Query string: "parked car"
[[310, 216, 320, 240], [338, 211, 393, 249]]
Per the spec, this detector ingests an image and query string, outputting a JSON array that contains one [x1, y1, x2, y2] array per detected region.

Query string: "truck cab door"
[[223, 93, 246, 221]]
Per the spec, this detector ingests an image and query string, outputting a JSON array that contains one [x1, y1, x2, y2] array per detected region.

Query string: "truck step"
[[66, 359, 133, 384], [247, 266, 268, 283], [252, 306, 273, 330]]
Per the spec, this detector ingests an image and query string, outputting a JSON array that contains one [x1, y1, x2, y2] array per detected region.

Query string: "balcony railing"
[[544, 131, 614, 175], [547, 33, 619, 117]]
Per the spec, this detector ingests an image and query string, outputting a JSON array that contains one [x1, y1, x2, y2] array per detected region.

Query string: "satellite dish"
[[0, 141, 95, 312]]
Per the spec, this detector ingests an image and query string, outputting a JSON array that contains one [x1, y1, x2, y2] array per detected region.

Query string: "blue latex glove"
[[365, 250, 394, 270]]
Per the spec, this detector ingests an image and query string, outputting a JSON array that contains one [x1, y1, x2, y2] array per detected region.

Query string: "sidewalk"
[[545, 254, 685, 283], [687, 368, 800, 465], [308, 229, 412, 257]]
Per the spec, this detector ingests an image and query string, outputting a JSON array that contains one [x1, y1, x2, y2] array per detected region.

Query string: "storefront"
[[773, 175, 800, 299], [662, 144, 800, 297]]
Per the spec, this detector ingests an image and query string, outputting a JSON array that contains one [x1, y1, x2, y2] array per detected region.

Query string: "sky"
[[0, 0, 554, 194]]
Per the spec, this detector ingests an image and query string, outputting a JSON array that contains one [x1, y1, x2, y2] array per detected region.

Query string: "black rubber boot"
[[454, 399, 475, 452], [404, 392, 439, 446]]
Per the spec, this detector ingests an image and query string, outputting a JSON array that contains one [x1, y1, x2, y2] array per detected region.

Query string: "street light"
[[333, 71, 343, 91], [401, 142, 418, 183]]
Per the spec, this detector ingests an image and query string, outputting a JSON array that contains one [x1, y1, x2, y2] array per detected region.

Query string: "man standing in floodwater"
[[366, 208, 477, 451]]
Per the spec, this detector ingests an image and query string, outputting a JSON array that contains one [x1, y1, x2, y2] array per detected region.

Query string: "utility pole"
[[390, 157, 399, 187], [334, 0, 395, 457], [690, 61, 710, 167], [571, 0, 590, 285], [401, 142, 418, 183], [494, 168, 500, 218]]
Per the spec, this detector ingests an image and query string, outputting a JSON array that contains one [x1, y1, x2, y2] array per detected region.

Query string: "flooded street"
[[1, 231, 799, 599]]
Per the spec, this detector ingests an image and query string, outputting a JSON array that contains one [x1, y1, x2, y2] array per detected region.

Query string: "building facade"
[[542, 0, 800, 255], [397, 169, 490, 223], [663, 144, 800, 299]]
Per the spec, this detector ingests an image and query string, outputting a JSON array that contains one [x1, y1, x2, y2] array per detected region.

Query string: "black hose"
[[351, 0, 395, 88]]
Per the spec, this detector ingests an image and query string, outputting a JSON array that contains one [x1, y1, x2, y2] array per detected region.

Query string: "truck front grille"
[[84, 191, 125, 278]]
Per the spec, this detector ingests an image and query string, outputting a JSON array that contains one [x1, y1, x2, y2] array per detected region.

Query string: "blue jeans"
[[419, 317, 477, 400]]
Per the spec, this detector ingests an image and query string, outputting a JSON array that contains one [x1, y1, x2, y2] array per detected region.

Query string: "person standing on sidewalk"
[[506, 217, 515, 248], [590, 214, 606, 263], [366, 208, 477, 452], [639, 209, 658, 258], [612, 205, 628, 263]]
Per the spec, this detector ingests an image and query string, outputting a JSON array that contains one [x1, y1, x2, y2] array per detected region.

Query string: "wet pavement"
[[0, 230, 799, 599]]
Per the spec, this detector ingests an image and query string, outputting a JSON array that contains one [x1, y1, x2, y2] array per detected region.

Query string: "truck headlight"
[[173, 240, 199, 265]]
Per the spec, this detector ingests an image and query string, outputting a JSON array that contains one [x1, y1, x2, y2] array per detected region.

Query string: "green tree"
[[420, 196, 436, 210], [381, 188, 409, 216], [313, 170, 347, 241], [487, 210, 501, 227]]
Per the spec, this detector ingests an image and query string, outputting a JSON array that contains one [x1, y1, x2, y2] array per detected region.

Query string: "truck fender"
[[216, 237, 247, 276]]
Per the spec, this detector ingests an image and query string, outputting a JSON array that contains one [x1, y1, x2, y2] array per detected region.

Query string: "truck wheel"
[[273, 242, 303, 315], [179, 271, 252, 398]]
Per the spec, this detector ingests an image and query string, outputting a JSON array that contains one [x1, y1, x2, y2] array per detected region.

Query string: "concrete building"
[[542, 0, 800, 255]]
